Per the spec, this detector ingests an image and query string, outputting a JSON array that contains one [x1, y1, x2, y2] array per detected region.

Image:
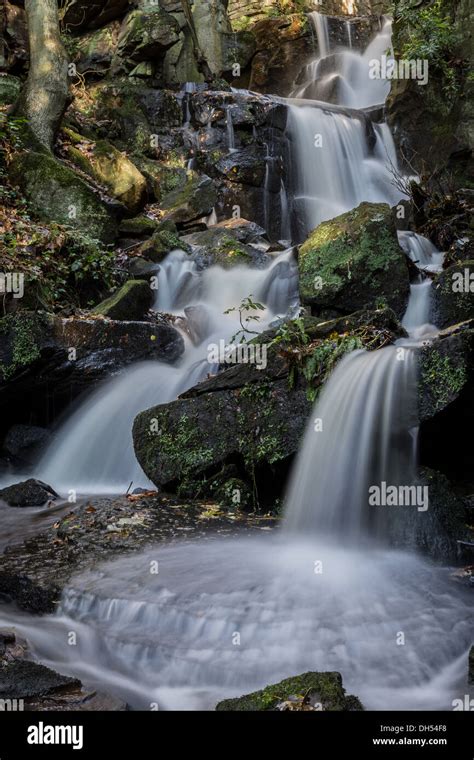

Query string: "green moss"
[[298, 202, 409, 316], [420, 350, 467, 411], [92, 279, 152, 320], [215, 671, 363, 711], [0, 313, 46, 382], [148, 413, 215, 498]]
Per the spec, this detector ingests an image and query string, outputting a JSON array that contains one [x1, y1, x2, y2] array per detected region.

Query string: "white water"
[[293, 14, 393, 109], [0, 16, 470, 715], [286, 16, 403, 235], [1, 538, 471, 710], [34, 249, 298, 495]]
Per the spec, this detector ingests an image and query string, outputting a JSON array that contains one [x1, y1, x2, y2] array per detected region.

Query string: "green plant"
[[393, 0, 462, 105], [224, 294, 265, 344]]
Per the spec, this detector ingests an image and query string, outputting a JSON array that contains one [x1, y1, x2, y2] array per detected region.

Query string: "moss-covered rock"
[[8, 151, 120, 243], [114, 8, 180, 74], [385, 467, 472, 563], [432, 261, 474, 328], [119, 214, 159, 237], [0, 74, 21, 105], [71, 21, 121, 76], [92, 280, 153, 321], [180, 226, 268, 269], [132, 309, 405, 502], [138, 222, 185, 263], [132, 157, 187, 203], [418, 321, 474, 420], [160, 172, 217, 225], [66, 139, 147, 214], [298, 202, 410, 318], [215, 671, 363, 711]]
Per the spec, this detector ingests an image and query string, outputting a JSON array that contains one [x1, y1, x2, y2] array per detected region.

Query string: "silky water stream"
[[0, 14, 471, 711]]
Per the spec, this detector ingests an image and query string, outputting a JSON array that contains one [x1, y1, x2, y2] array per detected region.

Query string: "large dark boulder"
[[133, 308, 405, 504], [0, 479, 58, 507], [92, 280, 153, 320], [298, 202, 410, 318], [0, 312, 184, 434]]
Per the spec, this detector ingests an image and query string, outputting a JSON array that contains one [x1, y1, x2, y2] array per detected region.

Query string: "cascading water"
[[0, 14, 471, 715], [35, 249, 298, 494], [285, 16, 403, 237]]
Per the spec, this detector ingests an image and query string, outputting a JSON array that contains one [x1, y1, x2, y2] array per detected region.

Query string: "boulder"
[[66, 138, 147, 214], [92, 280, 153, 320], [180, 226, 269, 269], [298, 202, 410, 318], [2, 425, 51, 460], [137, 221, 185, 262], [160, 172, 217, 225], [418, 321, 474, 421], [132, 309, 404, 502], [215, 671, 363, 711], [60, 0, 130, 32], [71, 21, 121, 77], [432, 261, 474, 329], [0, 479, 58, 507], [132, 157, 187, 203], [114, 7, 180, 74], [8, 151, 121, 243], [216, 147, 267, 187], [119, 214, 159, 238], [385, 467, 472, 563], [0, 312, 184, 432]]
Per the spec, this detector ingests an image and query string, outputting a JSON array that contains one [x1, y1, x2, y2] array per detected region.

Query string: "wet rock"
[[0, 479, 58, 508], [133, 308, 404, 502], [384, 467, 472, 563], [0, 630, 126, 710], [0, 312, 184, 433], [298, 202, 410, 318], [215, 671, 363, 711], [0, 494, 276, 613], [0, 660, 80, 700], [432, 261, 474, 329], [181, 226, 269, 269], [216, 147, 267, 187], [92, 280, 153, 321], [469, 646, 474, 686], [66, 138, 147, 214], [418, 321, 474, 421], [159, 172, 217, 225], [126, 257, 161, 280], [8, 151, 122, 244], [2, 425, 51, 461]]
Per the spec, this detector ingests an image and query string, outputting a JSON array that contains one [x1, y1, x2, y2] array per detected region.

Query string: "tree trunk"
[[15, 0, 70, 152]]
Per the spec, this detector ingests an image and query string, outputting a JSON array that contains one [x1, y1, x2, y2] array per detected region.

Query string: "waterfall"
[[310, 11, 331, 59], [286, 104, 401, 237], [284, 234, 443, 540], [36, 249, 298, 495], [286, 17, 404, 238]]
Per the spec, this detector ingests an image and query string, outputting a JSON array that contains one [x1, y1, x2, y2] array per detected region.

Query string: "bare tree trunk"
[[15, 0, 70, 151]]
